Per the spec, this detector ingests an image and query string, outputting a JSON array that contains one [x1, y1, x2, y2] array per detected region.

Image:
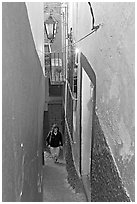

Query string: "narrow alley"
[[2, 2, 135, 202], [42, 150, 87, 202]]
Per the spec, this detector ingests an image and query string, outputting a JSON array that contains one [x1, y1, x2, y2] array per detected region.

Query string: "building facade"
[[2, 3, 45, 201], [66, 2, 135, 201]]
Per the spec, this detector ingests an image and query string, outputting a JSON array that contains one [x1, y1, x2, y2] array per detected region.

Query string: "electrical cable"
[[53, 25, 100, 53], [38, 25, 100, 56]]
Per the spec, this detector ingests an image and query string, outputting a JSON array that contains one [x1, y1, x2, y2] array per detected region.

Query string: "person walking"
[[46, 124, 63, 162]]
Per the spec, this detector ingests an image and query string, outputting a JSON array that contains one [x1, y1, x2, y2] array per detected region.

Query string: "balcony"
[[45, 52, 64, 85]]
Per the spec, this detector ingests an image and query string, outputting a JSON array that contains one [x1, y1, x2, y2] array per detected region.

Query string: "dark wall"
[[49, 83, 63, 97], [2, 3, 45, 201]]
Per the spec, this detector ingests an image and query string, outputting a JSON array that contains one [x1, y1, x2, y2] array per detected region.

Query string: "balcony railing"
[[45, 52, 65, 85]]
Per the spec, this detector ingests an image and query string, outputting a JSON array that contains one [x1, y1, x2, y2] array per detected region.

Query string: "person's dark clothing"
[[46, 131, 63, 148]]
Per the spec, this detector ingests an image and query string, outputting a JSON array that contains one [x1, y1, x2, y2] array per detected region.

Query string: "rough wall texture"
[[91, 114, 130, 202], [65, 127, 87, 197], [2, 3, 45, 201], [69, 2, 135, 201]]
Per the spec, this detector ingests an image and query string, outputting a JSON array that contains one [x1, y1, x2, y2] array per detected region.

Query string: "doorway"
[[48, 103, 64, 134]]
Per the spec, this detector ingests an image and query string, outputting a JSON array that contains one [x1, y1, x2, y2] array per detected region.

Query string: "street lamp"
[[44, 13, 58, 43]]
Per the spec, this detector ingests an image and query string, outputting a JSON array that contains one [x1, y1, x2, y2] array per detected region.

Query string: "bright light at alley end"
[[44, 13, 58, 43]]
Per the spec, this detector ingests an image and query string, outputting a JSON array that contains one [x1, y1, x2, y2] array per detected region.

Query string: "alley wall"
[[26, 2, 45, 74], [2, 3, 45, 201], [68, 2, 135, 200]]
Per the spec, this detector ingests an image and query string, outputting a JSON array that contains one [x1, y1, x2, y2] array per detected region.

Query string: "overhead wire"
[[37, 25, 100, 56]]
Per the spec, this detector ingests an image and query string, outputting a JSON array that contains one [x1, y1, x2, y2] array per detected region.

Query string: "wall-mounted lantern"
[[44, 12, 58, 43]]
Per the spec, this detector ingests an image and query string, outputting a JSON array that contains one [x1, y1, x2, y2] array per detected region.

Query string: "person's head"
[[52, 124, 59, 133]]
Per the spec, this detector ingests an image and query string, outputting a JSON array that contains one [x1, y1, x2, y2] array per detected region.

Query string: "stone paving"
[[42, 151, 87, 202]]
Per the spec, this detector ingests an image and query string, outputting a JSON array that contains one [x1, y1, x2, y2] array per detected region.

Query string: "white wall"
[[26, 3, 44, 75], [68, 2, 135, 200], [81, 68, 93, 176]]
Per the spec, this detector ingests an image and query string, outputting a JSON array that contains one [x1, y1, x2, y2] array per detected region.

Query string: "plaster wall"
[[81, 68, 93, 176], [68, 2, 135, 200], [26, 2, 44, 75], [2, 3, 45, 201]]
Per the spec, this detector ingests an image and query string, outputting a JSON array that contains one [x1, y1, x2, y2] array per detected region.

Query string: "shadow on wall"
[[65, 126, 87, 195]]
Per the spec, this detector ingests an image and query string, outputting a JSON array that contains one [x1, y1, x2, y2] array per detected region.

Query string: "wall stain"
[[118, 117, 134, 163]]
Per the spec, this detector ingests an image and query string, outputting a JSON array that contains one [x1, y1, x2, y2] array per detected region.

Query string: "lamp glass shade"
[[45, 23, 54, 40], [45, 15, 57, 42]]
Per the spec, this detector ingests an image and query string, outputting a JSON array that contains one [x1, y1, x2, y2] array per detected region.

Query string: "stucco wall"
[[81, 68, 93, 176], [26, 2, 44, 74], [68, 2, 135, 200], [2, 3, 45, 201]]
